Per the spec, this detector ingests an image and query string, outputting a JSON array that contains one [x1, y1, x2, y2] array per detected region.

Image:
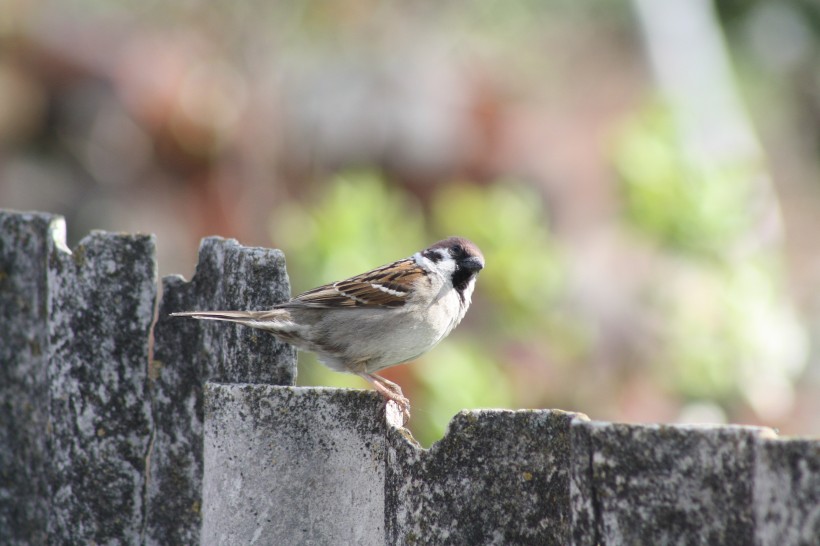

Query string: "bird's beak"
[[460, 256, 485, 273]]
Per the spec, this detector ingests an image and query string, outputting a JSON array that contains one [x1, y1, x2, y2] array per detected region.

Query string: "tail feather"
[[170, 309, 286, 326]]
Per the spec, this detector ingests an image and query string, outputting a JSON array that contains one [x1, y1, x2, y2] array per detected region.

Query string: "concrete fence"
[[1, 209, 818, 545]]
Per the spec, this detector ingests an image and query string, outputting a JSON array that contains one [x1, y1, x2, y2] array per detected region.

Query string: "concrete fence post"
[[1, 211, 156, 544], [202, 385, 389, 545], [1, 212, 59, 545], [148, 238, 296, 544], [0, 211, 297, 545], [570, 421, 771, 544]]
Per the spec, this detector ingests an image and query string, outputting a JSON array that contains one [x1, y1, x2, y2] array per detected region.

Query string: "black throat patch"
[[451, 267, 474, 303]]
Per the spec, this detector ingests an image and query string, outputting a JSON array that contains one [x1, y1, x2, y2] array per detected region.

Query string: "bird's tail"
[[170, 309, 289, 330]]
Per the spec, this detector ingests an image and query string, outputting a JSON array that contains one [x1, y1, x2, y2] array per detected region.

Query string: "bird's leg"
[[358, 373, 411, 426]]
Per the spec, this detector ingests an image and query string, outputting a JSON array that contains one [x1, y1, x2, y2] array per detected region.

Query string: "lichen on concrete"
[[387, 409, 585, 546], [198, 382, 820, 545], [754, 436, 820, 544], [4, 210, 820, 545], [202, 378, 588, 546], [570, 421, 774, 545], [0, 211, 57, 545], [47, 229, 157, 544]]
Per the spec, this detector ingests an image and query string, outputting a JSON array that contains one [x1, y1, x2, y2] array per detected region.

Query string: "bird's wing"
[[278, 258, 428, 309]]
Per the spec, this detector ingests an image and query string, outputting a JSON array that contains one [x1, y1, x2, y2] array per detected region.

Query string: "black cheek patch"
[[424, 250, 443, 263]]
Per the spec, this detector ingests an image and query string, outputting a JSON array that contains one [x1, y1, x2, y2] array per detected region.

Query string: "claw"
[[358, 373, 411, 427]]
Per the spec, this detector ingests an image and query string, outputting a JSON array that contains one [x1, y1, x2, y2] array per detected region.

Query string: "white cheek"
[[414, 251, 457, 282], [439, 265, 457, 283], [435, 255, 457, 280]]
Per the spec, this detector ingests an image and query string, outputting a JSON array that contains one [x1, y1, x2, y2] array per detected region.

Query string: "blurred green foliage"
[[411, 340, 514, 443], [615, 104, 757, 259], [657, 255, 806, 405], [615, 104, 806, 414], [271, 171, 561, 445], [431, 183, 565, 333], [271, 172, 426, 281]]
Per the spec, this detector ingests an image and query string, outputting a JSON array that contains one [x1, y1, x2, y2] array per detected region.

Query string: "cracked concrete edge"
[[386, 409, 589, 545]]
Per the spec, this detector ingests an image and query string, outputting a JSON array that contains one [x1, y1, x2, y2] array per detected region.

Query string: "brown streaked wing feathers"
[[277, 258, 426, 309]]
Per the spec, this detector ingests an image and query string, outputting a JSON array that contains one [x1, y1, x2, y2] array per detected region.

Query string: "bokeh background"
[[2, 0, 819, 446]]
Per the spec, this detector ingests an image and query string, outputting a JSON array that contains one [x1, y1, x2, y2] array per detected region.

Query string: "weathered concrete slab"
[[387, 409, 584, 545], [570, 420, 775, 545], [202, 384, 387, 546], [201, 385, 819, 545], [47, 229, 157, 543], [2, 213, 299, 544], [148, 238, 297, 544], [0, 211, 58, 545], [754, 436, 820, 545], [4, 210, 820, 546], [202, 384, 588, 546], [158, 237, 296, 384]]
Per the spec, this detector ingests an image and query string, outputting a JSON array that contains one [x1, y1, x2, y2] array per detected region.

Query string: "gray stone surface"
[[201, 383, 820, 546], [2, 213, 298, 544], [202, 384, 589, 546], [755, 436, 820, 545], [4, 210, 820, 546], [47, 229, 157, 543], [570, 420, 775, 545], [148, 238, 296, 544], [202, 384, 387, 546], [0, 211, 57, 545], [386, 409, 584, 545], [1, 211, 156, 545]]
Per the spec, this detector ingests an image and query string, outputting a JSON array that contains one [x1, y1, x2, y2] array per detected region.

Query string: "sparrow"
[[171, 236, 484, 425]]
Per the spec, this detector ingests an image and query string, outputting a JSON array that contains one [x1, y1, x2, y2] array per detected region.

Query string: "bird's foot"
[[359, 373, 411, 427]]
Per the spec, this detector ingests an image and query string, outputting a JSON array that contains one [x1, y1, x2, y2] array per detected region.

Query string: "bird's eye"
[[452, 244, 464, 255]]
